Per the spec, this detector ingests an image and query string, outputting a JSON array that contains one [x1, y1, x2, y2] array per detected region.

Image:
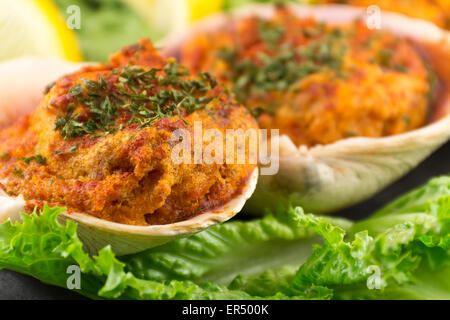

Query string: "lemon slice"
[[123, 0, 223, 38], [187, 0, 224, 21], [0, 0, 81, 62]]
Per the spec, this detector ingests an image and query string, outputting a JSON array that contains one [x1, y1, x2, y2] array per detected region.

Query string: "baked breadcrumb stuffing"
[[0, 39, 257, 226], [181, 7, 434, 146]]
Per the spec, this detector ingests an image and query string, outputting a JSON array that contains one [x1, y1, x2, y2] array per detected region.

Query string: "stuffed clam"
[[162, 4, 450, 214], [0, 39, 258, 255]]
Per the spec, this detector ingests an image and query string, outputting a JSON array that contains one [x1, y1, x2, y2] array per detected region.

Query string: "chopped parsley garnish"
[[425, 63, 439, 104], [0, 153, 9, 160], [299, 29, 348, 70], [55, 144, 78, 155], [377, 48, 394, 68], [12, 168, 23, 176], [54, 61, 217, 139], [20, 154, 47, 165], [43, 81, 56, 94], [303, 24, 325, 38], [249, 107, 267, 119], [258, 20, 285, 48], [395, 64, 408, 73], [402, 115, 411, 126], [375, 48, 409, 74], [217, 26, 347, 103], [68, 144, 77, 153]]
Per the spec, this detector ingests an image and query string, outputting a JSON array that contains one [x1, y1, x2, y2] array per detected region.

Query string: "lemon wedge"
[[187, 0, 224, 21], [123, 0, 223, 38], [0, 0, 81, 62]]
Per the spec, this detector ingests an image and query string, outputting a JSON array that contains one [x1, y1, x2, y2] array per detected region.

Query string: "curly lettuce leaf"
[[0, 204, 340, 299], [291, 212, 421, 298], [291, 185, 450, 300], [227, 191, 450, 300], [228, 265, 334, 299], [122, 208, 351, 284], [123, 197, 450, 300], [0, 205, 285, 300], [1, 176, 450, 300], [373, 176, 450, 217], [352, 190, 450, 271]]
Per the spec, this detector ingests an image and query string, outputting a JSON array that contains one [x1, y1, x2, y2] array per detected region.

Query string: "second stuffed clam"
[[162, 3, 450, 214]]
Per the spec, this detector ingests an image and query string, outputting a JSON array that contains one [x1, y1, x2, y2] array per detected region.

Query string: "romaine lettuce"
[[0, 176, 449, 300]]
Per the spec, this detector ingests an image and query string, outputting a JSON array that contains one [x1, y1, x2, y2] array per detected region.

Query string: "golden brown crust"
[[0, 39, 257, 225]]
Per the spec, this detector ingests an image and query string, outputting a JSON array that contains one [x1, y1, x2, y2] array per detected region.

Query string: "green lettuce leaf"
[[0, 204, 342, 299], [122, 207, 351, 284], [373, 176, 450, 217], [227, 203, 450, 300], [0, 205, 280, 300], [1, 176, 450, 300]]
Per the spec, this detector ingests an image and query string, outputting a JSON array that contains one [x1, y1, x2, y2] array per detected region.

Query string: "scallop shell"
[[161, 4, 450, 214]]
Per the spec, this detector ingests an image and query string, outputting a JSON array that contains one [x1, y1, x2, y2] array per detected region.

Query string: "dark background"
[[1, 141, 450, 300]]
